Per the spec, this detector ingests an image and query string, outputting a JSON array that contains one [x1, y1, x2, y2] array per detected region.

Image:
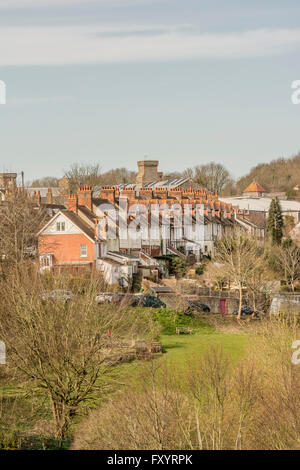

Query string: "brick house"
[[38, 186, 107, 274], [38, 209, 102, 274]]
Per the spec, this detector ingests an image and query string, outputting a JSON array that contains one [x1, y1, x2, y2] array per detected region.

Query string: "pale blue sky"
[[0, 0, 300, 182]]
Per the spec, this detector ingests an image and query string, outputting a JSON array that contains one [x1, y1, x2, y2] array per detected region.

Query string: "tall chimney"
[[46, 188, 53, 205], [136, 160, 161, 187], [78, 186, 92, 210], [68, 194, 78, 212]]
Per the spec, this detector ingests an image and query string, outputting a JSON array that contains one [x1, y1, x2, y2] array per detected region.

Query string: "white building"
[[96, 251, 139, 286], [219, 196, 300, 224]]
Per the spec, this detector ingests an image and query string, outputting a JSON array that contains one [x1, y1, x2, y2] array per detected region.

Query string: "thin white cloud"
[[0, 0, 150, 7], [1, 26, 300, 66], [8, 96, 75, 106]]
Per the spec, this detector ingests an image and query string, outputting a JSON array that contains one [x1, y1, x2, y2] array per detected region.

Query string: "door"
[[220, 298, 227, 314]]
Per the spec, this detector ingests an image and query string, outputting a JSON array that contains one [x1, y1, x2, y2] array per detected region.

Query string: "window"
[[40, 254, 52, 269], [80, 244, 87, 257], [56, 221, 65, 231], [41, 257, 49, 267]]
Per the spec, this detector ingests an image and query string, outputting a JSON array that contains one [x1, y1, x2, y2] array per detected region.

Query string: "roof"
[[78, 205, 96, 222], [219, 196, 300, 212], [107, 250, 139, 261], [143, 178, 191, 189], [243, 181, 266, 193], [151, 286, 174, 293], [99, 258, 123, 266], [38, 210, 98, 242], [26, 187, 61, 197], [92, 197, 114, 206], [63, 211, 96, 241], [92, 178, 191, 193], [166, 246, 186, 258], [44, 204, 66, 210]]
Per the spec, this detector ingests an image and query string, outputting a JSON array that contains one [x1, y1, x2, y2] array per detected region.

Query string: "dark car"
[[131, 295, 166, 309], [185, 300, 210, 313], [232, 305, 253, 316]]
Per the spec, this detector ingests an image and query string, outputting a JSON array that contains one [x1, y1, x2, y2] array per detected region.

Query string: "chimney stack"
[[68, 193, 78, 212], [100, 186, 116, 202], [46, 188, 53, 205], [78, 186, 92, 210], [136, 160, 162, 187]]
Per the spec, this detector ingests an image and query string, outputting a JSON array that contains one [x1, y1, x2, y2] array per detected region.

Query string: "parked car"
[[185, 300, 210, 313], [24, 245, 37, 257], [95, 293, 113, 304], [232, 305, 253, 316], [40, 290, 74, 303], [95, 293, 124, 305], [131, 295, 166, 309]]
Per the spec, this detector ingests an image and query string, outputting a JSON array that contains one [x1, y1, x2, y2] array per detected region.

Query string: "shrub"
[[195, 265, 205, 276]]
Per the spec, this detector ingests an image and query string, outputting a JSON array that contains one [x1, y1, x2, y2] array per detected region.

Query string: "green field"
[[161, 330, 248, 366], [117, 316, 249, 387], [0, 311, 250, 449], [155, 310, 249, 366]]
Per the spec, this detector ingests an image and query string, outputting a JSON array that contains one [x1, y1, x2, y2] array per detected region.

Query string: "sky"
[[0, 0, 300, 183]]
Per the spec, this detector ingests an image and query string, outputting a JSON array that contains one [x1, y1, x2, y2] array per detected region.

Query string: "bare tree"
[[0, 272, 152, 439], [244, 252, 269, 316], [191, 162, 233, 193], [271, 239, 300, 292], [64, 163, 136, 192], [64, 163, 102, 192], [30, 177, 59, 188], [71, 361, 192, 450], [214, 233, 263, 319], [0, 191, 46, 277], [99, 167, 136, 185]]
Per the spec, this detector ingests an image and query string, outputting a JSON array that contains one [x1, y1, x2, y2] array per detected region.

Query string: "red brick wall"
[[39, 234, 95, 266]]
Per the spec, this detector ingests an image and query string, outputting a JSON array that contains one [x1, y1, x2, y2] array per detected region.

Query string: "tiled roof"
[[78, 205, 96, 222], [243, 181, 266, 193], [63, 211, 96, 241], [107, 250, 139, 260], [26, 187, 61, 197]]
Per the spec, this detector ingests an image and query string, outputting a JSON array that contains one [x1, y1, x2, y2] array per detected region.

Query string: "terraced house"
[[37, 160, 246, 284]]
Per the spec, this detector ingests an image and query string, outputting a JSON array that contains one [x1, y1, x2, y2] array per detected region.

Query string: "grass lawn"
[[156, 311, 249, 366], [161, 330, 248, 366], [117, 318, 249, 386]]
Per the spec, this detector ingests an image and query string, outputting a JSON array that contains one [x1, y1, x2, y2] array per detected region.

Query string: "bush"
[[152, 308, 208, 335], [195, 265, 205, 275], [286, 189, 297, 199], [169, 257, 189, 278], [71, 377, 190, 450]]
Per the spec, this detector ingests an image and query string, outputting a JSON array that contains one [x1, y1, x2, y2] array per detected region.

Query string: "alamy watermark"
[[291, 340, 300, 365], [291, 80, 300, 105], [0, 81, 6, 105], [0, 341, 6, 365], [96, 200, 207, 248]]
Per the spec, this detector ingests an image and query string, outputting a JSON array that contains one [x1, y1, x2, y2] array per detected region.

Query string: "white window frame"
[[39, 254, 53, 271], [80, 244, 87, 257], [56, 221, 66, 232]]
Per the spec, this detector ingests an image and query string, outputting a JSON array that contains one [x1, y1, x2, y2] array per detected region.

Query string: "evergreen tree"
[[267, 197, 283, 245]]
